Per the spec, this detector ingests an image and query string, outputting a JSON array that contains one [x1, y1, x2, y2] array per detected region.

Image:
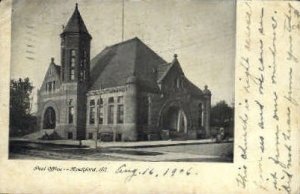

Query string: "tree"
[[9, 77, 35, 136], [210, 100, 234, 129]]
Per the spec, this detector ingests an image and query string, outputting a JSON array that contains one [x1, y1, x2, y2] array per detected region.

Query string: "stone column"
[[123, 75, 138, 141]]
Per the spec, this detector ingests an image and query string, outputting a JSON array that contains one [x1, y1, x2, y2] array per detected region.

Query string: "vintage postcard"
[[0, 0, 299, 193]]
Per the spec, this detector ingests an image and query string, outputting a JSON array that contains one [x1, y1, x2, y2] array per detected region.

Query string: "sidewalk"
[[10, 138, 233, 149]]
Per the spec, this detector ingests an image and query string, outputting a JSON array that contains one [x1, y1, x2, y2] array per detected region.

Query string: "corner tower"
[[60, 4, 92, 140]]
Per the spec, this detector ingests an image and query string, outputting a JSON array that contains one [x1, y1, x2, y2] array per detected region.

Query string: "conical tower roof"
[[61, 3, 92, 38]]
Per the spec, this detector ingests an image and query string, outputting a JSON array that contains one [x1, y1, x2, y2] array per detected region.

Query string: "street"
[[9, 140, 233, 162]]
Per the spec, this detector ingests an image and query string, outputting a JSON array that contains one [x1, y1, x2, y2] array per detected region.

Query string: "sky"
[[10, 0, 236, 112]]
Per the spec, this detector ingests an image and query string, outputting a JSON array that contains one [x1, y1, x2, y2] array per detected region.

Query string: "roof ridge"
[[106, 37, 139, 49]]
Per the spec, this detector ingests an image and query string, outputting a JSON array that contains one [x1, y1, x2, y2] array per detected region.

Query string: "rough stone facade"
[[37, 4, 211, 141]]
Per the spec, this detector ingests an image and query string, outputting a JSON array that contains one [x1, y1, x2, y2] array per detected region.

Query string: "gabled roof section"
[[61, 3, 91, 38], [40, 58, 61, 91], [89, 37, 167, 92], [157, 55, 184, 83]]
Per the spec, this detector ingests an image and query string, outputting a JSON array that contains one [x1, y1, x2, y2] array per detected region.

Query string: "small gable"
[[159, 57, 203, 97], [40, 59, 61, 93]]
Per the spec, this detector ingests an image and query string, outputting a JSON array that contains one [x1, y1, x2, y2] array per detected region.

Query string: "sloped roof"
[[89, 37, 166, 92], [184, 78, 204, 97], [157, 56, 183, 83], [61, 4, 91, 38], [89, 37, 204, 97], [157, 62, 171, 82]]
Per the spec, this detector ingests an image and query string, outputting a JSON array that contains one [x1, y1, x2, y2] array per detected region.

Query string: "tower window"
[[70, 69, 75, 80], [69, 107, 74, 124], [68, 99, 74, 124], [70, 49, 76, 81]]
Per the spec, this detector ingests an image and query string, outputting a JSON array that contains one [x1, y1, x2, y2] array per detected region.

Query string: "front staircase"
[[22, 129, 55, 140]]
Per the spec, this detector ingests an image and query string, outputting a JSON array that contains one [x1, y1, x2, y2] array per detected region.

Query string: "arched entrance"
[[43, 107, 56, 129], [162, 106, 187, 133]]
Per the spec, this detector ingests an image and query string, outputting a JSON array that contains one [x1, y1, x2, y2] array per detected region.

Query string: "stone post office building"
[[37, 4, 212, 141]]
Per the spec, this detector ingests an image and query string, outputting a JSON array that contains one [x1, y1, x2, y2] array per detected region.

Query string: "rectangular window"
[[108, 105, 114, 124], [108, 97, 114, 103], [68, 132, 73, 139], [117, 96, 123, 103], [68, 106, 74, 124], [89, 100, 95, 124], [117, 104, 124, 124], [53, 81, 56, 91]]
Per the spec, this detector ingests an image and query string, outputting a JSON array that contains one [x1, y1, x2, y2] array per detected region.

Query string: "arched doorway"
[[162, 106, 187, 133], [43, 107, 56, 129]]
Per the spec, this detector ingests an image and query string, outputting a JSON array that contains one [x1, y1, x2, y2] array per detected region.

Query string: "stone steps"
[[23, 129, 55, 140]]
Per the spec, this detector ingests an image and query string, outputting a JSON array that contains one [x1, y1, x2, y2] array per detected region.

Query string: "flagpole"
[[122, 0, 125, 41]]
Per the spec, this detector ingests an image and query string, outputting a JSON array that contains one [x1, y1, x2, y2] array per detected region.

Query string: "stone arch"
[[41, 100, 60, 129], [158, 99, 191, 133]]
